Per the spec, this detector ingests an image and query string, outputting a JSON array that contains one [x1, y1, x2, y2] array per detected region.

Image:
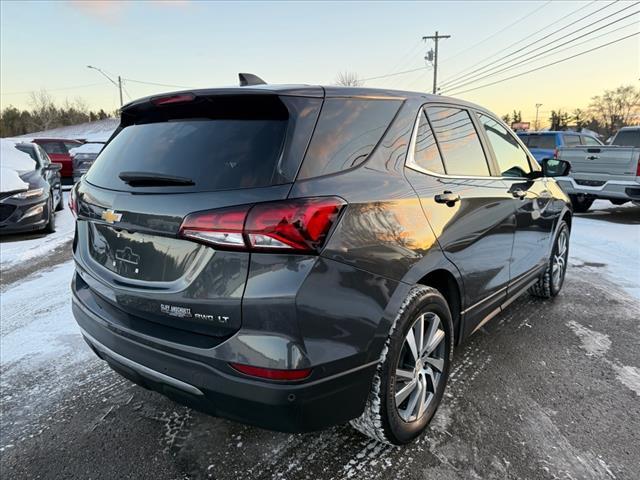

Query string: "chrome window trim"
[[405, 107, 504, 181]]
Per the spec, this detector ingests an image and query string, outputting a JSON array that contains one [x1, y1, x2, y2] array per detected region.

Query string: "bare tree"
[[28, 89, 57, 131], [589, 85, 640, 137], [335, 71, 363, 87]]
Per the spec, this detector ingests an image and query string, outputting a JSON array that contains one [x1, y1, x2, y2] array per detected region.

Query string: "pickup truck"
[[555, 126, 640, 212]]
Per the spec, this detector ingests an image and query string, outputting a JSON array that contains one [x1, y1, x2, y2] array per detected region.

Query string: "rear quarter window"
[[297, 98, 401, 179]]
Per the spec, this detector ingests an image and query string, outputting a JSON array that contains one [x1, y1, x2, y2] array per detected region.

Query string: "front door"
[[474, 112, 556, 290]]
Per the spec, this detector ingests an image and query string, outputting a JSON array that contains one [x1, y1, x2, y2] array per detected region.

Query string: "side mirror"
[[541, 158, 570, 177], [45, 162, 63, 172]]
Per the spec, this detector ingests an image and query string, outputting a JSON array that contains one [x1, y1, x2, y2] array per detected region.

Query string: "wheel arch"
[[416, 269, 463, 346]]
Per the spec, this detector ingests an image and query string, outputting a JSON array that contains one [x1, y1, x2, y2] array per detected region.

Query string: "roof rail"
[[238, 73, 267, 87]]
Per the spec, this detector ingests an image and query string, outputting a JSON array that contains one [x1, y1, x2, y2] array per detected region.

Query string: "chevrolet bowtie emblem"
[[101, 209, 122, 224]]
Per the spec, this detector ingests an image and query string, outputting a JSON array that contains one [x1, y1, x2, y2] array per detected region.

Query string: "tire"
[[529, 221, 569, 299], [350, 285, 453, 445], [569, 194, 594, 213], [55, 185, 64, 211], [43, 195, 56, 233]]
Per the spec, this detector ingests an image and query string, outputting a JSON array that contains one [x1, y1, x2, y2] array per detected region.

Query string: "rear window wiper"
[[119, 171, 195, 187]]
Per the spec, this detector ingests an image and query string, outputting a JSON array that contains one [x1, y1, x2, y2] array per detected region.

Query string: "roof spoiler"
[[239, 73, 267, 87]]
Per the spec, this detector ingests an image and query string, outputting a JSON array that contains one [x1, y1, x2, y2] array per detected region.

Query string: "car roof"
[[617, 126, 640, 131], [120, 84, 491, 115]]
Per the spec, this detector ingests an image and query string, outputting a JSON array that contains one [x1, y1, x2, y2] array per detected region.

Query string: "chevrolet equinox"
[[71, 78, 572, 445]]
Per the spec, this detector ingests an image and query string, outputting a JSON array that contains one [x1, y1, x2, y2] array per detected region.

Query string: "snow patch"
[[614, 365, 640, 397], [566, 321, 611, 357]]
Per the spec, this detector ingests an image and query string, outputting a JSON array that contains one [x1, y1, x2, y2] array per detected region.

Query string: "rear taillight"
[[69, 188, 78, 217], [553, 148, 559, 159], [636, 154, 640, 176], [179, 197, 346, 253], [230, 363, 312, 381]]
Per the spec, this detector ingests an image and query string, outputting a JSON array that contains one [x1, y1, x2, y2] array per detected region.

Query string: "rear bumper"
[[72, 282, 376, 433], [556, 177, 640, 201]]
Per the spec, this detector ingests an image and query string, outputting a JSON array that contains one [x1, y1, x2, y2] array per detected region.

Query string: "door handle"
[[511, 189, 526, 199], [434, 191, 460, 206], [586, 155, 599, 160]]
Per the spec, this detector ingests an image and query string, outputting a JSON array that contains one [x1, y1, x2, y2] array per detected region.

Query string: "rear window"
[[612, 130, 640, 147], [298, 98, 401, 179], [38, 141, 67, 154], [519, 134, 556, 150], [86, 107, 289, 192]]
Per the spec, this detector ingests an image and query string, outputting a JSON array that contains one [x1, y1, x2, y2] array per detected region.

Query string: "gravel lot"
[[1, 201, 639, 480]]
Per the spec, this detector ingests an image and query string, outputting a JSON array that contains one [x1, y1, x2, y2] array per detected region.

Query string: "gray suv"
[[71, 81, 572, 445]]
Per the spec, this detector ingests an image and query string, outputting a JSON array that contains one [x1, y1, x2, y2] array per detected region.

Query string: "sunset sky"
[[1, 0, 638, 127]]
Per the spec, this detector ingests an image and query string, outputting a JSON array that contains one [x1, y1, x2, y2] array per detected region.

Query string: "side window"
[[298, 98, 401, 179], [582, 135, 601, 146], [564, 135, 581, 147], [477, 113, 532, 177], [425, 106, 490, 176], [409, 110, 445, 174]]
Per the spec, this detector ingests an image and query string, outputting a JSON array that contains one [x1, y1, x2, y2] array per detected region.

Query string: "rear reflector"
[[179, 197, 346, 253], [230, 363, 312, 381], [152, 93, 196, 106]]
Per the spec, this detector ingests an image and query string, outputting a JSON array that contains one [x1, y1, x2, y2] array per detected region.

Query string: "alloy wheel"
[[394, 312, 446, 422], [552, 229, 568, 289]]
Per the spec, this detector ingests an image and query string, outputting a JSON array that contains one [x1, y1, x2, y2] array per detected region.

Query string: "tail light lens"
[[553, 148, 559, 159], [151, 93, 196, 106], [179, 197, 346, 254], [69, 187, 78, 217]]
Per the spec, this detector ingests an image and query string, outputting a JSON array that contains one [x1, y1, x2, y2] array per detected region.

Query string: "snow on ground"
[[570, 200, 640, 299], [0, 193, 74, 270]]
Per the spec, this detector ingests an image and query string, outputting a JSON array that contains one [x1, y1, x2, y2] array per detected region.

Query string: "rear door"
[[404, 104, 516, 336], [74, 92, 323, 338]]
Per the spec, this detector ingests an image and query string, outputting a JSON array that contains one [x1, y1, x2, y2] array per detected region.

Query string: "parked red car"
[[32, 138, 82, 180]]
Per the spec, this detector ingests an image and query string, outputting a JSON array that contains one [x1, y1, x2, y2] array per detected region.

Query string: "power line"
[[439, 0, 613, 87], [1, 82, 109, 96], [360, 65, 431, 82], [442, 0, 552, 64], [442, 9, 640, 93], [444, 31, 639, 97], [122, 78, 194, 89], [441, 0, 636, 90]]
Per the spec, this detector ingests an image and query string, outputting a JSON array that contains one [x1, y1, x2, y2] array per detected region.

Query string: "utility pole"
[[422, 31, 450, 94], [87, 65, 123, 107], [118, 76, 123, 108], [535, 103, 543, 130]]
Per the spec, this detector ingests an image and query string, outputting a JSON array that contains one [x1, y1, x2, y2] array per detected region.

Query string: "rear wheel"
[[350, 286, 453, 445], [569, 194, 594, 213], [43, 195, 56, 233], [529, 221, 569, 298], [55, 185, 64, 211]]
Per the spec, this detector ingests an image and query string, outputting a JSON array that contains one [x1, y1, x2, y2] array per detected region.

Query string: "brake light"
[[151, 93, 196, 106], [554, 148, 559, 159], [636, 154, 640, 176], [230, 363, 312, 381], [69, 188, 78, 218], [179, 197, 346, 253]]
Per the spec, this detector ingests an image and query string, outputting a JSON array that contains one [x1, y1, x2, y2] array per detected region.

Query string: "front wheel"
[[350, 286, 453, 445], [529, 221, 569, 298], [43, 195, 56, 234]]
